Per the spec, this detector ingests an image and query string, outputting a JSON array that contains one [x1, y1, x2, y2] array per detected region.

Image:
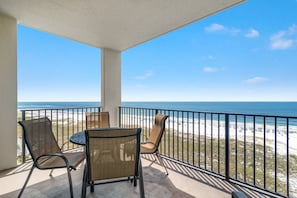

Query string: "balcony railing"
[[18, 106, 297, 198], [119, 106, 297, 198]]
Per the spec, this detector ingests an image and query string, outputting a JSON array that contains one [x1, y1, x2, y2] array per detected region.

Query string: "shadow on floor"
[[0, 163, 195, 198], [144, 155, 271, 198]]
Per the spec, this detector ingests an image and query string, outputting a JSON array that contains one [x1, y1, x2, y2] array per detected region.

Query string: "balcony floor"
[[0, 157, 265, 198]]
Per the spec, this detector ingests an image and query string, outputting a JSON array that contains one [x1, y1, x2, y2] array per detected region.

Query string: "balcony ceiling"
[[0, 0, 245, 51]]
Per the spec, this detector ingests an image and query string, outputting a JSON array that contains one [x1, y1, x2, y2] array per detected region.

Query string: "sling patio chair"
[[85, 111, 111, 159], [86, 111, 110, 129], [140, 114, 169, 175], [18, 117, 85, 198], [81, 128, 145, 198]]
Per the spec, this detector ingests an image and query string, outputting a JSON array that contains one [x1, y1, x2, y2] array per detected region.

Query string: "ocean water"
[[18, 101, 297, 117], [18, 101, 100, 109]]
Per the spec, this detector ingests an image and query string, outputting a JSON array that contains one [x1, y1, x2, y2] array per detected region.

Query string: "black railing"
[[119, 106, 297, 198], [18, 107, 100, 163], [17, 106, 297, 197]]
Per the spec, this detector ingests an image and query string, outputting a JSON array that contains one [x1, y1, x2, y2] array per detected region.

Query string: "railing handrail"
[[19, 106, 100, 111], [120, 106, 297, 119]]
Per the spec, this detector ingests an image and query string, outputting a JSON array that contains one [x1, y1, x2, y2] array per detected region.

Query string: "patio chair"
[[81, 128, 144, 198], [140, 114, 169, 175], [17, 117, 85, 198], [86, 112, 110, 129]]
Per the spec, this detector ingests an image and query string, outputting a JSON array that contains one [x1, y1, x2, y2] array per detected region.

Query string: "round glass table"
[[70, 131, 86, 145]]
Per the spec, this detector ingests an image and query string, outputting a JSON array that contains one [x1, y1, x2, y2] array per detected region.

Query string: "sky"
[[18, 0, 297, 102]]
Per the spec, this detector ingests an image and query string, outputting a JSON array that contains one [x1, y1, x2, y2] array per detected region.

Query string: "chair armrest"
[[141, 141, 155, 145], [36, 153, 70, 168], [37, 152, 65, 158], [140, 142, 157, 153], [60, 141, 69, 151]]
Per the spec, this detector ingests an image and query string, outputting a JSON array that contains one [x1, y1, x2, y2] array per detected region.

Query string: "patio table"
[[70, 128, 120, 146], [70, 131, 86, 145]]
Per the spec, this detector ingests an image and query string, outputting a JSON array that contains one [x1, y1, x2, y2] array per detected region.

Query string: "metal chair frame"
[[141, 114, 169, 175], [18, 117, 85, 198], [81, 128, 145, 198]]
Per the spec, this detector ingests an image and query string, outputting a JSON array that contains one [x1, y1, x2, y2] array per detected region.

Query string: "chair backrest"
[[18, 117, 61, 162], [85, 128, 141, 181], [147, 114, 169, 152], [86, 112, 110, 129]]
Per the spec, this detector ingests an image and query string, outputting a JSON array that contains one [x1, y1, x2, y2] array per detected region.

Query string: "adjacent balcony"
[[1, 105, 295, 198]]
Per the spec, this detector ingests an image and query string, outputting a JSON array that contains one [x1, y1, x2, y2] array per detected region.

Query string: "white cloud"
[[244, 77, 268, 84], [205, 23, 240, 35], [203, 67, 219, 73], [245, 29, 259, 38], [135, 70, 153, 80], [270, 24, 297, 50], [270, 38, 294, 49], [205, 23, 225, 32]]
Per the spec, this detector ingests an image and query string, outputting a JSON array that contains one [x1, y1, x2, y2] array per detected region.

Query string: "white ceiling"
[[0, 0, 245, 51]]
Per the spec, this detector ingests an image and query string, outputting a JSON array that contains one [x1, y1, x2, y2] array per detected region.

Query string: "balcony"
[[4, 106, 294, 197], [1, 1, 292, 197]]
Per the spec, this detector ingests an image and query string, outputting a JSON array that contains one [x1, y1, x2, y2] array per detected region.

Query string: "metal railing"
[[17, 106, 297, 197], [119, 106, 297, 198], [18, 106, 100, 163]]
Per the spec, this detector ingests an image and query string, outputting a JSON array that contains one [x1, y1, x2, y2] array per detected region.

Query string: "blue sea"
[[17, 101, 297, 117]]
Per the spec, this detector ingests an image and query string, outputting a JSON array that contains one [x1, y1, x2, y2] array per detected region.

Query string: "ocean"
[[18, 101, 297, 117]]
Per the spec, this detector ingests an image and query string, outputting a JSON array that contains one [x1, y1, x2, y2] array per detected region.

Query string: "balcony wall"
[[0, 13, 17, 170]]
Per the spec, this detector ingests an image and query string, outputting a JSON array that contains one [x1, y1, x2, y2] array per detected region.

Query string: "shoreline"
[[18, 111, 297, 155]]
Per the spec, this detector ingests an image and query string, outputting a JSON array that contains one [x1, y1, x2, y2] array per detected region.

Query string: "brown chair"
[[18, 117, 85, 198], [86, 112, 111, 159], [81, 128, 145, 198], [86, 112, 110, 129], [140, 114, 169, 175]]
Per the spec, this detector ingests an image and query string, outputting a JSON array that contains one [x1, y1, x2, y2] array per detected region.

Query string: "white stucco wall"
[[0, 13, 17, 170], [101, 48, 121, 127]]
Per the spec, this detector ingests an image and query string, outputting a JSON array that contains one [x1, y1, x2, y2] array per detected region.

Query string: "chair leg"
[[81, 164, 87, 198], [155, 152, 168, 175], [66, 167, 74, 198], [49, 169, 54, 177], [18, 165, 35, 198], [90, 181, 94, 192], [133, 176, 137, 187], [139, 160, 145, 198]]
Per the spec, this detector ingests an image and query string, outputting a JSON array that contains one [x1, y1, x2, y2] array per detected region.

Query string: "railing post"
[[225, 114, 230, 181], [21, 110, 26, 163], [118, 106, 122, 127]]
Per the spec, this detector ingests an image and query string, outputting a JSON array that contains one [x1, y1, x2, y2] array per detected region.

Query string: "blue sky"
[[18, 0, 297, 102]]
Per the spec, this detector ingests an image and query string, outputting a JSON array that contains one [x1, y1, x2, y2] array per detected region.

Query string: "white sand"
[[19, 111, 297, 156]]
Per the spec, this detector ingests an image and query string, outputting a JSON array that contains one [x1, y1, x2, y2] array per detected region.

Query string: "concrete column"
[[101, 48, 121, 127], [0, 13, 17, 170]]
